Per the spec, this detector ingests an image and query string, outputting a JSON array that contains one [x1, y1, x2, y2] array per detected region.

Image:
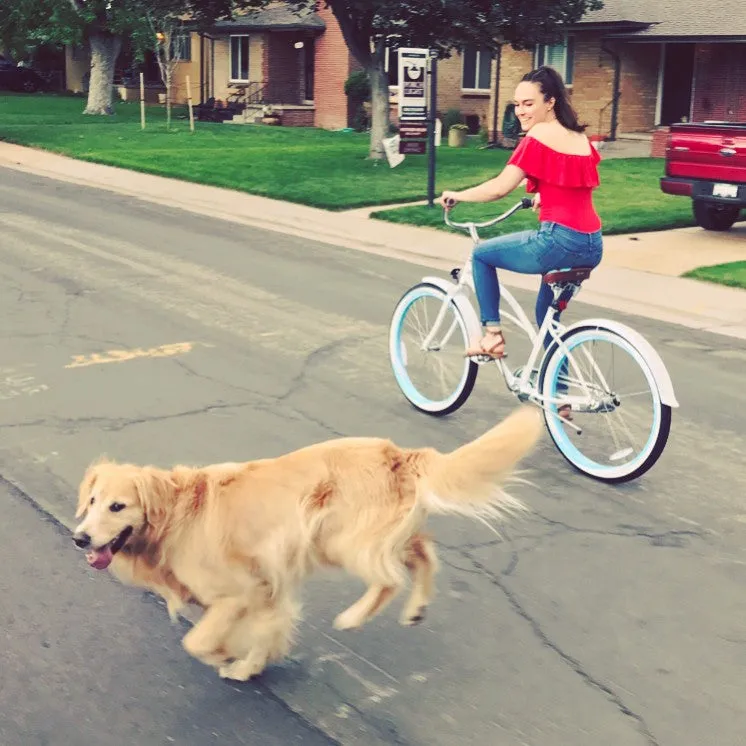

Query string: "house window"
[[171, 33, 191, 62], [462, 46, 492, 91], [230, 35, 250, 81], [535, 36, 575, 85]]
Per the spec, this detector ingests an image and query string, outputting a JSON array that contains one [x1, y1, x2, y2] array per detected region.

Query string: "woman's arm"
[[439, 164, 526, 207]]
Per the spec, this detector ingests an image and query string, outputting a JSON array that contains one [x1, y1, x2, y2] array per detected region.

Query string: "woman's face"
[[513, 81, 555, 131]]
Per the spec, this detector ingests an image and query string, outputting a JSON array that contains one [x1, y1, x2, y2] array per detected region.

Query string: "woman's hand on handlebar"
[[439, 190, 460, 209]]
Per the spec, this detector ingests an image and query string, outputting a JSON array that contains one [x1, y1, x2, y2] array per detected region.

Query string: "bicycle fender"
[[421, 276, 482, 339], [563, 318, 679, 408]]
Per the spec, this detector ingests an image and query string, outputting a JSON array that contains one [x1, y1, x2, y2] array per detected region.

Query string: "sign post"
[[397, 48, 439, 205], [426, 52, 438, 207]]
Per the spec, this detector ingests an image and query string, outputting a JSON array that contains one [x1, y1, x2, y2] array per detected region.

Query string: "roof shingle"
[[580, 0, 746, 37]]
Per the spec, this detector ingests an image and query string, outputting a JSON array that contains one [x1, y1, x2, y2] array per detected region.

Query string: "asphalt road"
[[1, 166, 745, 746]]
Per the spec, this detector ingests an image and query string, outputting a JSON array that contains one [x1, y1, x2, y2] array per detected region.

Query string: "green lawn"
[[0, 93, 695, 233], [683, 261, 746, 290], [371, 158, 696, 237]]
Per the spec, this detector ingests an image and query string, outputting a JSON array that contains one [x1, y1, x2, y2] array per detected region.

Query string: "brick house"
[[485, 0, 746, 154], [64, 4, 359, 129], [64, 0, 744, 145]]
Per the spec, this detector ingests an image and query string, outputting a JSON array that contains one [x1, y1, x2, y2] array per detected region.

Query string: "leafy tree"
[[247, 0, 604, 159], [0, 0, 247, 115]]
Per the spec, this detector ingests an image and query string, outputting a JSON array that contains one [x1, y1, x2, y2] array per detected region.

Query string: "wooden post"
[[186, 75, 195, 132], [139, 72, 145, 130]]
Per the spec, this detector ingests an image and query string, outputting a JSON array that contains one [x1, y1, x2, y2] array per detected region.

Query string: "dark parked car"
[[0, 54, 48, 93]]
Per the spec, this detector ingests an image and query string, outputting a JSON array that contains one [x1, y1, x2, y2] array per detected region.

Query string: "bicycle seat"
[[542, 267, 593, 286]]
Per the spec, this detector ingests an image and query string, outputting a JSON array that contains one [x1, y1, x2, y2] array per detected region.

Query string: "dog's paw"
[[166, 599, 183, 624], [399, 606, 427, 627], [333, 608, 363, 631], [219, 657, 265, 682]]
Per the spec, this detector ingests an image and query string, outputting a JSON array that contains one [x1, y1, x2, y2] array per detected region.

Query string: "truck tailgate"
[[667, 125, 746, 184]]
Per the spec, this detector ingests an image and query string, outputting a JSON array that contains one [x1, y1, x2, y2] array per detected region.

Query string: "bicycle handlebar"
[[443, 197, 534, 233]]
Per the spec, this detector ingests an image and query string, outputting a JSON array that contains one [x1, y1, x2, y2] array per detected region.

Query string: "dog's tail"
[[419, 405, 543, 524]]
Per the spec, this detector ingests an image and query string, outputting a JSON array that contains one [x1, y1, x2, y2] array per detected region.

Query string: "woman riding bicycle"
[[439, 65, 603, 418]]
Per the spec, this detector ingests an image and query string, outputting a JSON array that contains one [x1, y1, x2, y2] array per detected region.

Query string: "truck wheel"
[[693, 200, 740, 232]]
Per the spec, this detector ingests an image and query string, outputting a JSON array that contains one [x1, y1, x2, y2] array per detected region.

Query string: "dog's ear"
[[75, 456, 113, 518], [76, 462, 100, 518], [133, 466, 177, 531]]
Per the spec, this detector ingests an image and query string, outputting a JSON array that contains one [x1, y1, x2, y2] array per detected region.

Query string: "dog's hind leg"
[[333, 583, 401, 631], [400, 534, 439, 627]]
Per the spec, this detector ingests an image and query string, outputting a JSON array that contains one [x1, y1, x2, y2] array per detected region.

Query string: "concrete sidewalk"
[[1, 141, 745, 340]]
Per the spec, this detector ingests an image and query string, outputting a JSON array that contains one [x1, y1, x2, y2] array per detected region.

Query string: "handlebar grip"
[[444, 198, 457, 208], [520, 197, 534, 209]]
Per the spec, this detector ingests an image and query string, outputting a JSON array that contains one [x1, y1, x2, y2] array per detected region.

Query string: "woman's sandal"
[[465, 328, 506, 359]]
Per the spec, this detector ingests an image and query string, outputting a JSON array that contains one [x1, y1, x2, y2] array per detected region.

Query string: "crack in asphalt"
[[440, 514, 705, 553], [0, 402, 257, 433], [531, 512, 705, 547], [278, 334, 376, 403], [452, 546, 660, 746], [171, 358, 276, 400]]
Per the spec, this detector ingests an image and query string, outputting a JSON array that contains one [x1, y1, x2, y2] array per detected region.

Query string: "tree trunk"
[[166, 69, 172, 129], [84, 32, 122, 116], [367, 39, 391, 161]]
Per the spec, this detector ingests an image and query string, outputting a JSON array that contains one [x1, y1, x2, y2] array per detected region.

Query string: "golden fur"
[[72, 405, 542, 681]]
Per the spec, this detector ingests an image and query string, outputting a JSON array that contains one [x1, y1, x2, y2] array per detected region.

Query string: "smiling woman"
[[437, 66, 603, 409]]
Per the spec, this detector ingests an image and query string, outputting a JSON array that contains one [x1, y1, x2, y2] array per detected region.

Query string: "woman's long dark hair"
[[521, 66, 586, 133]]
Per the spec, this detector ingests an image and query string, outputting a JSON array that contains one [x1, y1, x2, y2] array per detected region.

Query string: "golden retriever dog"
[[72, 405, 542, 681]]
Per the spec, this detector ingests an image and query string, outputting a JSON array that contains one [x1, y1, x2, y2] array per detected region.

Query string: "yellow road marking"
[[65, 342, 194, 369]]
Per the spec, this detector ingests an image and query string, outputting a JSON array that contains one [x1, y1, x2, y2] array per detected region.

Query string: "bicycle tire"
[[389, 282, 478, 416], [538, 324, 671, 483]]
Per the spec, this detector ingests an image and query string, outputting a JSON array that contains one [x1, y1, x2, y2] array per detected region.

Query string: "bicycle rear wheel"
[[538, 325, 671, 483], [389, 282, 477, 416]]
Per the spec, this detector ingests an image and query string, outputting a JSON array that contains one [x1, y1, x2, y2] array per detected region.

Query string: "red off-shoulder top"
[[507, 135, 602, 233]]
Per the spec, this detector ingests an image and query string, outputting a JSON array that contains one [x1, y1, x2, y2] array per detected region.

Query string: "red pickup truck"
[[660, 122, 745, 231]]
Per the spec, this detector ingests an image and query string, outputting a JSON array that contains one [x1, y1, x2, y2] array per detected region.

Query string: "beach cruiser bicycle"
[[388, 198, 678, 483]]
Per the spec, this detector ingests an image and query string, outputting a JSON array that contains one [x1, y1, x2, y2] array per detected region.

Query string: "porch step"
[[225, 105, 264, 125]]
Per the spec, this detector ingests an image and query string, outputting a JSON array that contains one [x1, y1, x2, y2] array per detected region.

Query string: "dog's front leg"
[[182, 596, 247, 668], [218, 594, 300, 682]]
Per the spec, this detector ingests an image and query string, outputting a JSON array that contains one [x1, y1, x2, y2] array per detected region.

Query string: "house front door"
[[659, 43, 695, 125]]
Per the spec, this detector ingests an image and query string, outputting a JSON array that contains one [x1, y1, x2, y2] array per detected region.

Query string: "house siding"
[[692, 42, 746, 121], [565, 34, 616, 137], [617, 42, 660, 132], [436, 52, 491, 132], [488, 46, 534, 141], [313, 3, 358, 129], [489, 35, 661, 141]]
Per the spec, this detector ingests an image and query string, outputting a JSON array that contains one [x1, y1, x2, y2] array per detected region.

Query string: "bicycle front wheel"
[[389, 282, 478, 416], [538, 325, 671, 483]]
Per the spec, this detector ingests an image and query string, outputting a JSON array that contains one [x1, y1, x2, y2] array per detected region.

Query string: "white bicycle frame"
[[419, 200, 619, 432]]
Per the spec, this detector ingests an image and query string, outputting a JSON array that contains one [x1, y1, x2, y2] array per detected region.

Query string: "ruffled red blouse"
[[507, 135, 602, 233]]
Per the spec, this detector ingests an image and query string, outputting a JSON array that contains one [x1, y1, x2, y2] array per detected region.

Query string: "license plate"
[[713, 182, 738, 198]]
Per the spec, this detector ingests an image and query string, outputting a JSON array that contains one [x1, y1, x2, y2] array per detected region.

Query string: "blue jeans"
[[472, 221, 603, 329], [472, 221, 603, 393]]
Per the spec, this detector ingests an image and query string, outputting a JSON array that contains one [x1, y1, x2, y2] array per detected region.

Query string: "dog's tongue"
[[86, 547, 113, 570]]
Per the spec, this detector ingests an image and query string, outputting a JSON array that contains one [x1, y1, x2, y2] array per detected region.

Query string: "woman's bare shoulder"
[[528, 123, 591, 155]]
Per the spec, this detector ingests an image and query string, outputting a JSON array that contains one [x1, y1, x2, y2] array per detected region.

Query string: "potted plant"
[[448, 123, 469, 148], [261, 105, 281, 126]]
